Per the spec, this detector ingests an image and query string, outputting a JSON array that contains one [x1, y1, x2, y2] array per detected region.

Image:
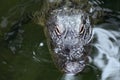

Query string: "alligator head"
[[46, 7, 92, 74]]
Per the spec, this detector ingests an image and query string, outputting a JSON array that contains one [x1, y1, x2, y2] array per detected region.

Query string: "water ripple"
[[93, 26, 120, 80]]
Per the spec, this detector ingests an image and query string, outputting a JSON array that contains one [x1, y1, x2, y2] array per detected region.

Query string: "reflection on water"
[[60, 74, 79, 80], [0, 17, 8, 28], [92, 23, 120, 80]]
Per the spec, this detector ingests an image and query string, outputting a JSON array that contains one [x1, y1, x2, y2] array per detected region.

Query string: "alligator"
[[45, 2, 93, 75], [5, 0, 104, 75], [45, 0, 104, 74]]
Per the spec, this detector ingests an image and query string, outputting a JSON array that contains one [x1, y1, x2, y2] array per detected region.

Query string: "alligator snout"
[[64, 61, 85, 74]]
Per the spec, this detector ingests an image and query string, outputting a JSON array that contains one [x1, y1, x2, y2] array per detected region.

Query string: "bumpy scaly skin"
[[46, 6, 93, 74]]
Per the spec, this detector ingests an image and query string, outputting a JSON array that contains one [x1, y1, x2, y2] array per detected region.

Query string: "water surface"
[[0, 0, 120, 80]]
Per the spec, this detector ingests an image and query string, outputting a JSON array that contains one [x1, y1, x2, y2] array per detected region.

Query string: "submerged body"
[[46, 1, 93, 74]]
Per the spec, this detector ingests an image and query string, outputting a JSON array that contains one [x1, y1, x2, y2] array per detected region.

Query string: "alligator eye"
[[55, 25, 62, 35], [79, 24, 85, 34]]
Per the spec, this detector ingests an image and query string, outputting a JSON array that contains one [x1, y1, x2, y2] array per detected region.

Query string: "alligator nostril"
[[64, 48, 70, 53]]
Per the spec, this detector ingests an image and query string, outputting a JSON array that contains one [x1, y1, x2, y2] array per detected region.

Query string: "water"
[[0, 0, 120, 80]]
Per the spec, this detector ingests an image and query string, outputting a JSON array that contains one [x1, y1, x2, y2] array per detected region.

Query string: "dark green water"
[[0, 0, 120, 80]]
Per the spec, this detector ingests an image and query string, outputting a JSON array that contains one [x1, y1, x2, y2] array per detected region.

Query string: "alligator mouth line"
[[64, 61, 85, 74]]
